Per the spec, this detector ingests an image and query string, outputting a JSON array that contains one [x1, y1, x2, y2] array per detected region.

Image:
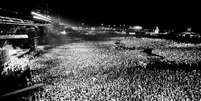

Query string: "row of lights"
[[80, 22, 127, 27], [101, 24, 127, 27]]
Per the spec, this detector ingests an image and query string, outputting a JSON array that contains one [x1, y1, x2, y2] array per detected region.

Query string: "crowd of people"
[[28, 37, 201, 101]]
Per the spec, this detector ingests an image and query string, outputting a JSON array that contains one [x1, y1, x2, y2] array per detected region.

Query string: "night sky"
[[0, 0, 200, 31]]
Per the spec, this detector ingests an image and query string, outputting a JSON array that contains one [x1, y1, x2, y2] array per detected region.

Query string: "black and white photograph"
[[0, 0, 201, 101]]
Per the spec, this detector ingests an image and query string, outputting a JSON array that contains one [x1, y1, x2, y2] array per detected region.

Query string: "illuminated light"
[[60, 30, 67, 35], [129, 32, 136, 35], [134, 26, 142, 29], [31, 11, 51, 19], [31, 11, 51, 21], [0, 35, 28, 39], [33, 16, 49, 21], [33, 16, 52, 22], [130, 26, 143, 30]]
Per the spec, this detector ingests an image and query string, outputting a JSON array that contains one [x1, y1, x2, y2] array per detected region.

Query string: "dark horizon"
[[1, 0, 200, 31]]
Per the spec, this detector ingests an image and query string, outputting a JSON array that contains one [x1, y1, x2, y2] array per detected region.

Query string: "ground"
[[30, 36, 201, 101]]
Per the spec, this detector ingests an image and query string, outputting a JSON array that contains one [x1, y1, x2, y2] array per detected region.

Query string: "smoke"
[[38, 22, 77, 47]]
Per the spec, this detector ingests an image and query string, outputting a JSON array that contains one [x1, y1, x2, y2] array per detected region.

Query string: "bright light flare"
[[33, 16, 52, 22], [60, 30, 67, 35], [31, 11, 52, 21], [130, 26, 143, 30]]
